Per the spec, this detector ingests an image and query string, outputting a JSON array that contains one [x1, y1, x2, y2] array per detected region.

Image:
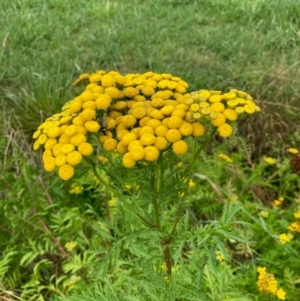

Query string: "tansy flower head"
[[33, 70, 260, 180]]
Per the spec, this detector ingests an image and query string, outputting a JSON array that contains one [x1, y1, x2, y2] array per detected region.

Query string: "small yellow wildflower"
[[69, 185, 84, 195], [272, 197, 284, 207], [278, 233, 293, 244], [215, 251, 225, 262], [288, 221, 300, 233], [218, 153, 233, 163], [98, 155, 109, 163], [287, 147, 299, 154], [189, 179, 196, 187], [231, 194, 238, 201], [260, 211, 269, 218], [264, 157, 276, 165], [294, 210, 300, 219], [277, 288, 286, 300], [65, 241, 77, 251], [177, 161, 183, 167], [108, 198, 117, 207], [257, 266, 285, 299]]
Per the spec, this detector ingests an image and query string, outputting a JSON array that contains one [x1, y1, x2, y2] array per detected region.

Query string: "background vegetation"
[[1, 0, 300, 300]]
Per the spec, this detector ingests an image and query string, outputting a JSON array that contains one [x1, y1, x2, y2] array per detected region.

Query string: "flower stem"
[[171, 129, 217, 236], [90, 163, 121, 199]]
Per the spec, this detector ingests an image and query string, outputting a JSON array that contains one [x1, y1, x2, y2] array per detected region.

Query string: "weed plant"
[[1, 0, 300, 300]]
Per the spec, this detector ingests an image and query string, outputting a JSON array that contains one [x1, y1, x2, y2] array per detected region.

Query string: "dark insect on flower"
[[100, 116, 107, 135], [289, 153, 300, 174]]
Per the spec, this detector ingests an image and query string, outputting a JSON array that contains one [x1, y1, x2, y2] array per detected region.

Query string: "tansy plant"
[[32, 70, 260, 287]]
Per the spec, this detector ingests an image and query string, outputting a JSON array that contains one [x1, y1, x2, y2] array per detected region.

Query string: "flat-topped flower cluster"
[[32, 70, 260, 180]]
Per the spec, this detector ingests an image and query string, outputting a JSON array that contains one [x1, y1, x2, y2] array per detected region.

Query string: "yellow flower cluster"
[[288, 221, 300, 233], [260, 210, 269, 218], [272, 197, 284, 207], [257, 267, 286, 300], [69, 184, 84, 194], [278, 233, 293, 244], [185, 88, 260, 138], [65, 241, 77, 251], [32, 70, 259, 180], [294, 210, 300, 219], [215, 250, 225, 262]]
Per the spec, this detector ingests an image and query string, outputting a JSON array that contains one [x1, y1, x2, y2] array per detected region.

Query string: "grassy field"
[[1, 0, 300, 300], [1, 0, 300, 152]]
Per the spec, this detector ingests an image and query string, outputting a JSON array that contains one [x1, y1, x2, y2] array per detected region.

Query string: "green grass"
[[1, 0, 300, 135]]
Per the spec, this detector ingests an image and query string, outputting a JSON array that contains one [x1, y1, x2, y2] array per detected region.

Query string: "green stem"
[[171, 129, 217, 237], [136, 213, 157, 228], [154, 154, 165, 228], [90, 163, 121, 199]]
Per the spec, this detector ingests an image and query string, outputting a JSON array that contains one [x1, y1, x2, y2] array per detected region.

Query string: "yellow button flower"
[[58, 164, 75, 180], [70, 134, 87, 146], [192, 122, 205, 137], [67, 151, 83, 165], [46, 127, 61, 138], [64, 125, 77, 136], [217, 123, 232, 138], [78, 142, 93, 156], [44, 157, 56, 172], [38, 134, 48, 145], [129, 147, 145, 161], [122, 115, 137, 127], [105, 87, 120, 98], [144, 146, 159, 161], [172, 140, 188, 155], [122, 152, 136, 168], [101, 74, 115, 87], [84, 120, 100, 133], [102, 137, 117, 150], [79, 109, 96, 121], [166, 129, 182, 143], [209, 102, 225, 113], [211, 113, 226, 126], [55, 153, 67, 167], [61, 144, 75, 154], [179, 122, 193, 136], [167, 116, 183, 129], [116, 142, 127, 154], [223, 108, 238, 121], [121, 133, 137, 146], [95, 96, 111, 110], [154, 137, 168, 150]]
